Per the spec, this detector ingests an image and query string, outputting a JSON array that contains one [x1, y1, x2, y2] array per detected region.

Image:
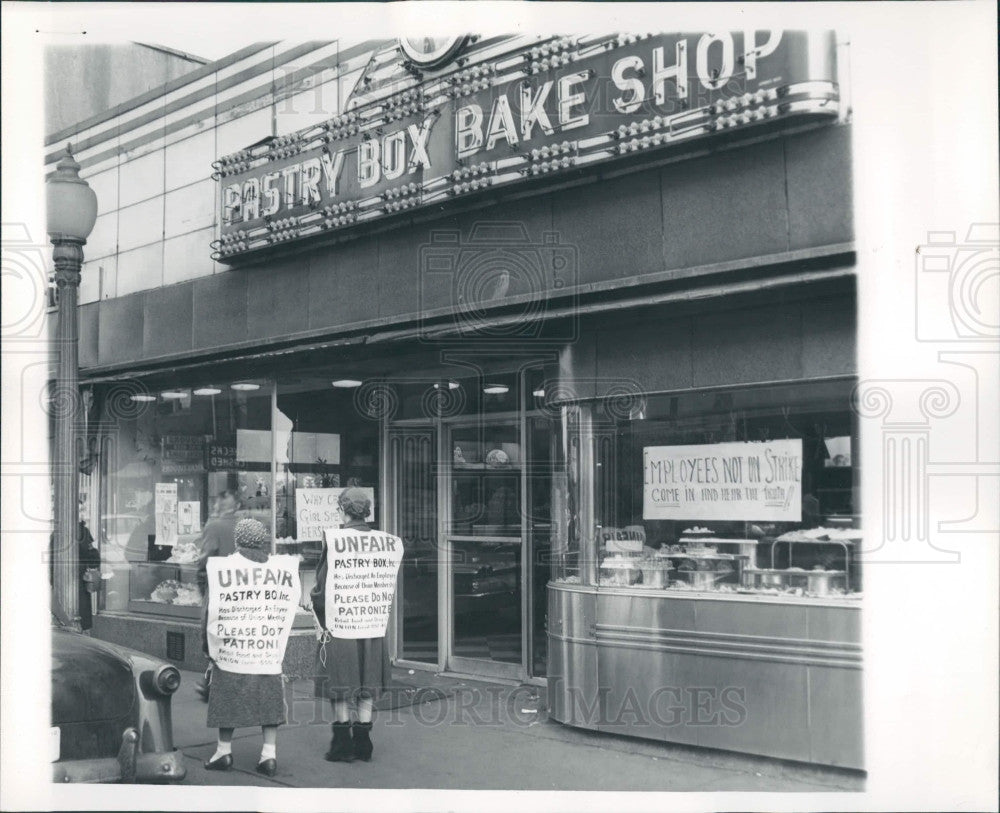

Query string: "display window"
[[275, 375, 381, 600], [553, 378, 861, 600], [96, 371, 384, 620], [98, 380, 272, 617]]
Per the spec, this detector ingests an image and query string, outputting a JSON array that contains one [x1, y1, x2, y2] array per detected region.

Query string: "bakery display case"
[[590, 526, 862, 600], [547, 379, 864, 769], [128, 561, 203, 620]]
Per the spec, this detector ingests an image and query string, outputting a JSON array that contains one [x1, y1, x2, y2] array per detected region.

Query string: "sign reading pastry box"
[[643, 439, 803, 522], [320, 528, 404, 639], [206, 553, 302, 674], [215, 31, 839, 261]]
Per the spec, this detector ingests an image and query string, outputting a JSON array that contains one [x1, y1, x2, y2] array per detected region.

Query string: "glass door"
[[388, 426, 440, 666], [445, 420, 525, 679]]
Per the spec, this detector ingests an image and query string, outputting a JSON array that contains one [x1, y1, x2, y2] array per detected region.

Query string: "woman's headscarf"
[[234, 518, 269, 551]]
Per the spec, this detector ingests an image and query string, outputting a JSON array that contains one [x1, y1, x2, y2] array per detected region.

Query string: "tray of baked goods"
[[769, 526, 862, 591], [742, 566, 849, 597]]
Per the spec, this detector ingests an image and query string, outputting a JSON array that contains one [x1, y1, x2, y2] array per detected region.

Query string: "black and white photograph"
[[1, 3, 997, 811]]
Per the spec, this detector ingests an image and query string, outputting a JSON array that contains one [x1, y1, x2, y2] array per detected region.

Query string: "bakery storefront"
[[83, 31, 860, 767]]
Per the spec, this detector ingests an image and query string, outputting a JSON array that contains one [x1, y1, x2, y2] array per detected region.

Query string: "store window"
[[98, 380, 272, 617], [554, 379, 861, 599], [274, 376, 381, 600]]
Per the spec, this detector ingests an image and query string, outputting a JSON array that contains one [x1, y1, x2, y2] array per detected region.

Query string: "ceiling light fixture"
[[230, 382, 261, 391], [331, 379, 363, 388], [193, 386, 222, 396], [160, 390, 188, 400], [483, 384, 509, 395], [129, 394, 157, 402]]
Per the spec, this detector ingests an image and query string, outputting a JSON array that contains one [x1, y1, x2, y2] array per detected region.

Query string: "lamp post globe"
[[46, 144, 97, 627], [46, 147, 98, 242]]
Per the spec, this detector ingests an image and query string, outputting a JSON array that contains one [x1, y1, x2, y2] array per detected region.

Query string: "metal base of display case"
[[547, 581, 863, 770]]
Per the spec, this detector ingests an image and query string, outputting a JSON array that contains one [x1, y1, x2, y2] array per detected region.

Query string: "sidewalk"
[[171, 668, 864, 791]]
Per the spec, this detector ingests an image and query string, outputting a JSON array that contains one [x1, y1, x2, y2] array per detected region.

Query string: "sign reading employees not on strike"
[[321, 528, 404, 639]]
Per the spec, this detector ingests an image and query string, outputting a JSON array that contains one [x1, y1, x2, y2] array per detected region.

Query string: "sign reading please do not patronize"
[[320, 528, 404, 639], [206, 553, 301, 674], [643, 439, 803, 522]]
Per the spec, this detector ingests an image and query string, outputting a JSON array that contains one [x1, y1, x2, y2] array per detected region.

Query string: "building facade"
[[50, 32, 860, 768]]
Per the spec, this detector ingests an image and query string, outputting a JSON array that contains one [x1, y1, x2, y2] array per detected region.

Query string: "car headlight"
[[152, 665, 181, 695]]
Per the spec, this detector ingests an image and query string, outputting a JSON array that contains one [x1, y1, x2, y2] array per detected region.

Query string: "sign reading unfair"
[[206, 553, 302, 673], [643, 439, 803, 522], [320, 528, 404, 639], [215, 31, 839, 261]]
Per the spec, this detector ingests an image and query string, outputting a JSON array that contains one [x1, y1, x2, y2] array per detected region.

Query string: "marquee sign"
[[399, 35, 469, 68], [214, 31, 839, 262]]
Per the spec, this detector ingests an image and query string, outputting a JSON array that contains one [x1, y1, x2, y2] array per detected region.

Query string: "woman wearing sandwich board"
[[202, 517, 301, 776], [309, 487, 404, 762]]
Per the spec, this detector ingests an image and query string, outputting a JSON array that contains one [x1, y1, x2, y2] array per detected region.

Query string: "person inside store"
[[124, 491, 155, 563], [202, 517, 295, 776], [309, 488, 393, 763], [194, 488, 242, 701]]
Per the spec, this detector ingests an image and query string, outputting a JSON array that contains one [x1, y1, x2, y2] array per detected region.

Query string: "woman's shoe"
[[203, 753, 233, 771], [256, 758, 277, 777], [352, 721, 373, 762], [324, 722, 354, 762]]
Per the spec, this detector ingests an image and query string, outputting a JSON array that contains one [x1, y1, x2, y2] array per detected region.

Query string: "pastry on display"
[[638, 560, 672, 588], [171, 584, 203, 606], [150, 579, 181, 603], [166, 538, 200, 564], [775, 526, 862, 543], [485, 448, 510, 466], [149, 578, 202, 605], [600, 555, 641, 586]]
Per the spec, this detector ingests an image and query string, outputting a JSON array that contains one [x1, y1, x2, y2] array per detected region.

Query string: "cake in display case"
[[591, 525, 862, 600], [128, 561, 203, 618]]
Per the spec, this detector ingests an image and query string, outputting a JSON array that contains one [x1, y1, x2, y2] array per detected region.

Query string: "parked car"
[[50, 623, 186, 783]]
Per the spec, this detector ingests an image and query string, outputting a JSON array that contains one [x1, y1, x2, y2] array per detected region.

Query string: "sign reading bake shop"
[[320, 528, 404, 639], [643, 439, 803, 522], [206, 553, 302, 674], [215, 31, 838, 261]]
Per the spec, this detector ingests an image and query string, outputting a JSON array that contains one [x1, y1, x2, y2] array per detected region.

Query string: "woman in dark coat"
[[202, 518, 290, 776], [77, 521, 101, 631], [311, 488, 392, 762]]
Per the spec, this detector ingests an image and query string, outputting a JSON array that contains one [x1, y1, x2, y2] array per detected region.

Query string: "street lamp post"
[[46, 144, 97, 625]]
